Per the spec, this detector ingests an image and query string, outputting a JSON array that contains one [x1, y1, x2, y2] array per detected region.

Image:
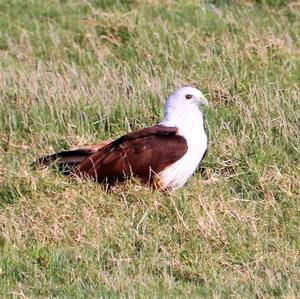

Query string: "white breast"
[[159, 109, 208, 190]]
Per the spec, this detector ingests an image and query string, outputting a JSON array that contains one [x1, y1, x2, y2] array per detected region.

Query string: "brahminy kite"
[[36, 86, 208, 190]]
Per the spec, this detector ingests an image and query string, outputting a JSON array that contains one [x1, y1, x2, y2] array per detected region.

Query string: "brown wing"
[[77, 125, 188, 184]]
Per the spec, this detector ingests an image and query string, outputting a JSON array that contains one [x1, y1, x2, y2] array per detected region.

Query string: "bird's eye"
[[185, 94, 192, 99]]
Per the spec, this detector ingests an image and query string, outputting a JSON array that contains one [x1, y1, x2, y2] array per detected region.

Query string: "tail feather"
[[34, 149, 93, 166], [33, 140, 111, 173]]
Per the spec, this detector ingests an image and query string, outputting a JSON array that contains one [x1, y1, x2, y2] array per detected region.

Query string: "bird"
[[35, 86, 208, 190]]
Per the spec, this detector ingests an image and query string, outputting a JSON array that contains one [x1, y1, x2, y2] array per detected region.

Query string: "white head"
[[161, 86, 208, 128], [164, 86, 208, 113]]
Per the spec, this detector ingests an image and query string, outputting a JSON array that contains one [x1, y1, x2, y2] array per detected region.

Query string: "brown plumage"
[[36, 125, 188, 187]]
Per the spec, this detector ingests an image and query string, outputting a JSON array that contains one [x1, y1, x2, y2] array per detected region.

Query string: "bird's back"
[[77, 125, 188, 186]]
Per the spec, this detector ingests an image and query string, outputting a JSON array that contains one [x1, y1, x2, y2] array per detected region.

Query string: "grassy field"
[[0, 0, 299, 297]]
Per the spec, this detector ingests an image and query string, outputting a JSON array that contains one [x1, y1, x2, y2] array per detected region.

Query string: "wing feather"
[[77, 125, 187, 184]]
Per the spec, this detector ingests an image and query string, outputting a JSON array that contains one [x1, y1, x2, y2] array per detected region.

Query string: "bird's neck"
[[160, 106, 205, 141]]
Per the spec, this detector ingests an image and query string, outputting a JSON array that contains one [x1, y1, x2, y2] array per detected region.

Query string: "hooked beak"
[[200, 96, 208, 106]]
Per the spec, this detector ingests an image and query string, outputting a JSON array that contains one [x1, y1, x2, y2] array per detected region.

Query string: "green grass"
[[0, 0, 299, 297]]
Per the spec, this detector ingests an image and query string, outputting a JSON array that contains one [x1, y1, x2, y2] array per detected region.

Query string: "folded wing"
[[77, 125, 188, 184]]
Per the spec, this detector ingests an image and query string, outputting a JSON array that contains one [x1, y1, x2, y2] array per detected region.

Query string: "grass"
[[0, 0, 299, 297]]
